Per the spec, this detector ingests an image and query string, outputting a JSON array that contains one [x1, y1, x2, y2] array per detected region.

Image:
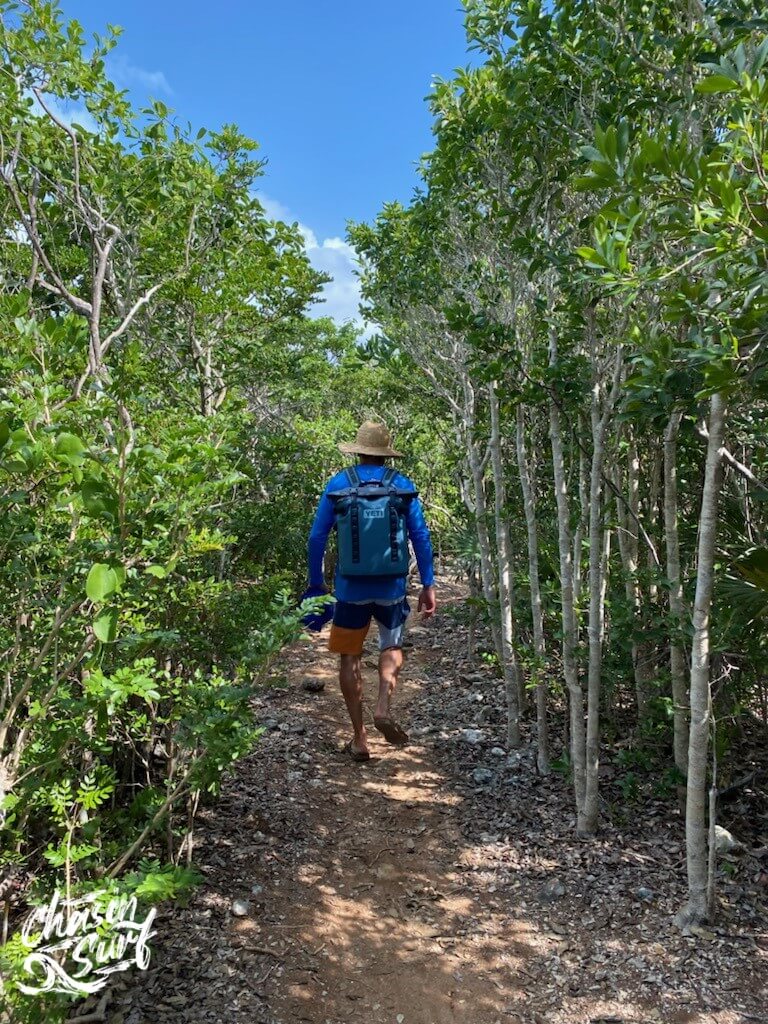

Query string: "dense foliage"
[[351, 0, 768, 928], [0, 3, 458, 1018], [3, 0, 768, 1016]]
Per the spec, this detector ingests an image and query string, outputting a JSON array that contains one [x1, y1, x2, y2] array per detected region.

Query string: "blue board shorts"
[[328, 597, 410, 656]]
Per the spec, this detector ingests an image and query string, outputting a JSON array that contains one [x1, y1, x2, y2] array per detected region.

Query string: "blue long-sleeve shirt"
[[308, 463, 435, 602]]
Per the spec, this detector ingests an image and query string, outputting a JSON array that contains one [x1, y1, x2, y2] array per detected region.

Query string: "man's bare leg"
[[339, 653, 369, 755], [375, 647, 404, 721]]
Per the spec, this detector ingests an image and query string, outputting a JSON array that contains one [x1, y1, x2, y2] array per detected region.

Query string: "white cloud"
[[258, 194, 291, 221], [258, 192, 370, 334], [30, 92, 99, 135], [108, 55, 173, 96], [305, 236, 366, 328], [6, 223, 28, 244]]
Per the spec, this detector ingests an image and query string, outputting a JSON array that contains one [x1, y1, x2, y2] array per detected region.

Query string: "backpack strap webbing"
[[350, 501, 360, 564], [389, 503, 400, 564], [345, 467, 361, 564], [382, 467, 397, 489]]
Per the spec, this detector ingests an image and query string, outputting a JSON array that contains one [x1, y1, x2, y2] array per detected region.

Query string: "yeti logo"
[[363, 507, 386, 519]]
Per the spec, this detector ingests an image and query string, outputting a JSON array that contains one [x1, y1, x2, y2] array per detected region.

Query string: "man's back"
[[308, 463, 434, 602], [304, 419, 436, 761]]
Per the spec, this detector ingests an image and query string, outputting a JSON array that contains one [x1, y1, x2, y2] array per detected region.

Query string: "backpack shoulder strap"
[[382, 467, 397, 488], [345, 466, 361, 488]]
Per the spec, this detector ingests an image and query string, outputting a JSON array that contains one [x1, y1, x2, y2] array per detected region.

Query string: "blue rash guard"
[[308, 464, 435, 602]]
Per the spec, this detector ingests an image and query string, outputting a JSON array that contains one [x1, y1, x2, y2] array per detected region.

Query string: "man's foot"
[[373, 715, 409, 745], [344, 739, 371, 762]]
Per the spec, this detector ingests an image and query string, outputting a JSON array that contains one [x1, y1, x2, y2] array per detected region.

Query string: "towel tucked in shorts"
[[328, 597, 410, 656]]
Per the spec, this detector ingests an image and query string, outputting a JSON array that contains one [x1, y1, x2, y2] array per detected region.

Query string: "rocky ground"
[[72, 578, 768, 1024]]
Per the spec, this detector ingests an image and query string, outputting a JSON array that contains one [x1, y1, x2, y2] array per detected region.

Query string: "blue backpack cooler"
[[328, 467, 416, 577]]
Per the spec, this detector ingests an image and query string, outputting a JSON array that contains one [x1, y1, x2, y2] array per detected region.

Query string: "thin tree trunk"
[[466, 439, 503, 673], [677, 392, 726, 928], [614, 436, 642, 720], [516, 404, 549, 773], [573, 425, 589, 620], [664, 411, 689, 778], [549, 370, 586, 815], [581, 432, 609, 834], [627, 438, 647, 720], [458, 382, 504, 671], [489, 382, 522, 749], [635, 446, 662, 719], [581, 335, 623, 835], [467, 566, 478, 662]]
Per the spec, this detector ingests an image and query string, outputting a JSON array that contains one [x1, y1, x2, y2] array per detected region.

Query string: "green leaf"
[[735, 548, 768, 592], [94, 607, 119, 643], [575, 246, 609, 268], [55, 432, 87, 465], [751, 36, 768, 73], [145, 564, 167, 578], [86, 563, 118, 602], [81, 479, 118, 519], [695, 75, 739, 94]]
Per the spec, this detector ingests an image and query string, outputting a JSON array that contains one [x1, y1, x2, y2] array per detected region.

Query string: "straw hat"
[[338, 420, 403, 458]]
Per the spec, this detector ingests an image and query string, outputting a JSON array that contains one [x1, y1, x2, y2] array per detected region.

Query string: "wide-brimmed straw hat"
[[338, 420, 403, 458]]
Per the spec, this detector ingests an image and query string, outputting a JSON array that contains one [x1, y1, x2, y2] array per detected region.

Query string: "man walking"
[[307, 421, 436, 761]]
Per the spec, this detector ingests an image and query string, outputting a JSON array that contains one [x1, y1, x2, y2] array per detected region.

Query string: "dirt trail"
[[248, 590, 532, 1024], [96, 580, 765, 1024]]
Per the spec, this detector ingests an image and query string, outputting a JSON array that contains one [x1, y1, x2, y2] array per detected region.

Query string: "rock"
[[539, 877, 566, 902], [636, 887, 654, 902], [251, 884, 264, 896], [263, 718, 279, 731], [302, 677, 325, 693], [299, 751, 312, 764], [688, 924, 717, 941], [231, 898, 251, 917], [397, 1016, 405, 1024], [405, 838, 416, 853], [472, 768, 494, 786], [491, 746, 506, 757], [287, 771, 303, 782], [278, 723, 291, 733], [459, 728, 485, 746], [715, 824, 743, 855], [290, 722, 307, 735]]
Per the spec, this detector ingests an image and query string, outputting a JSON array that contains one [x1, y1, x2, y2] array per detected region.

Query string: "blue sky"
[[58, 1, 475, 328]]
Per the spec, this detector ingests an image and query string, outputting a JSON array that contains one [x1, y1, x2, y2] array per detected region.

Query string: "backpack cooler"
[[328, 467, 416, 577]]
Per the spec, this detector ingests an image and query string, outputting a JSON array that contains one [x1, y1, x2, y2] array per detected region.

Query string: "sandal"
[[344, 740, 370, 763], [373, 716, 409, 745]]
